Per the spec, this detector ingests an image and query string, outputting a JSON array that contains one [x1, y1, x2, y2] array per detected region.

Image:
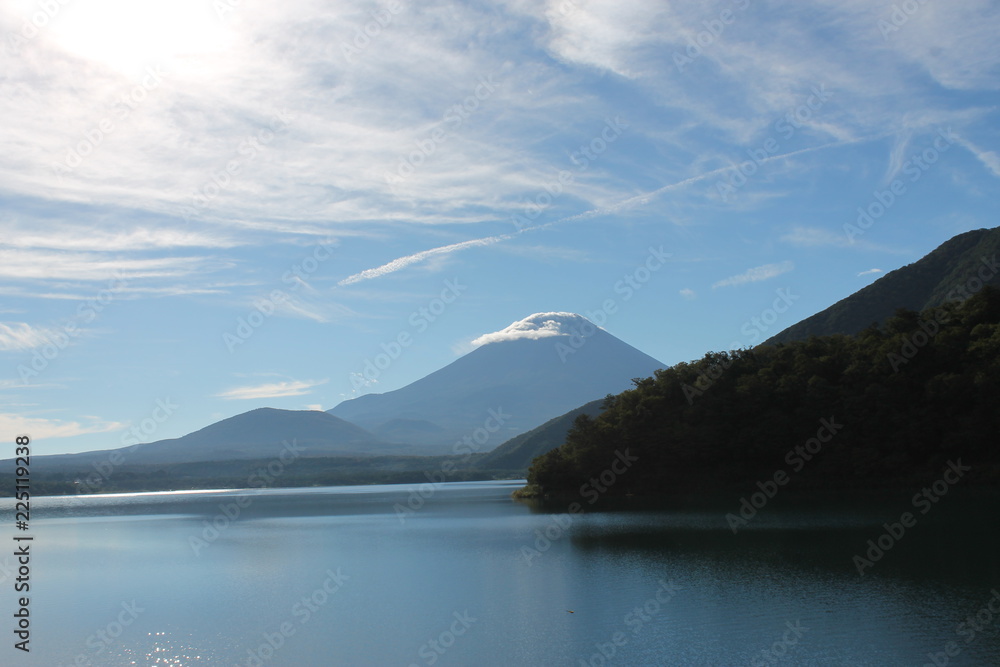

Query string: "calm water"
[[2, 481, 999, 666]]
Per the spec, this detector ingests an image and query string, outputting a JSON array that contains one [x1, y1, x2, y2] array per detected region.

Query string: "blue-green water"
[[2, 481, 999, 665]]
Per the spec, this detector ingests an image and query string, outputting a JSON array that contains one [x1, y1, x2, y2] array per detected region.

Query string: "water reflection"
[[1, 481, 997, 666]]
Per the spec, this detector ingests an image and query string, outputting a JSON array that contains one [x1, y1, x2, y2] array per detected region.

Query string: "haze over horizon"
[[2, 0, 999, 455]]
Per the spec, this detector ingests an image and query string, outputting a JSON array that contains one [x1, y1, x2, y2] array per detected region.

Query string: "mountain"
[[475, 398, 606, 472], [766, 226, 1000, 344], [328, 313, 665, 451], [34, 408, 404, 471], [523, 287, 1000, 498]]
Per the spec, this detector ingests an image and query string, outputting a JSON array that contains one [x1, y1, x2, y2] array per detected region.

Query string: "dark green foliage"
[[526, 288, 1000, 497]]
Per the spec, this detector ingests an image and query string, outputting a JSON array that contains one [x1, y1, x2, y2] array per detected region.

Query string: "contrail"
[[336, 136, 873, 286], [337, 233, 516, 286]]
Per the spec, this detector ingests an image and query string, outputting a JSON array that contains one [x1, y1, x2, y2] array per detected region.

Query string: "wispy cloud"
[[1, 222, 242, 251], [883, 131, 912, 184], [0, 0, 992, 303], [779, 225, 909, 254], [0, 0, 995, 241], [713, 261, 794, 289], [679, 288, 696, 300], [0, 322, 68, 352], [215, 379, 329, 400], [0, 249, 226, 282], [0, 413, 125, 440], [334, 137, 873, 288], [956, 136, 1000, 178], [270, 293, 358, 324], [857, 268, 883, 277]]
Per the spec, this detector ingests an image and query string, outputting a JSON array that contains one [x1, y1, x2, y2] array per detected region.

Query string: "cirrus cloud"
[[712, 261, 795, 288], [215, 378, 329, 400], [0, 412, 125, 440], [0, 322, 69, 352]]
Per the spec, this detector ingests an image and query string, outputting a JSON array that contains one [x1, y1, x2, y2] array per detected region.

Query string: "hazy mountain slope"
[[476, 398, 605, 471], [34, 408, 403, 471]]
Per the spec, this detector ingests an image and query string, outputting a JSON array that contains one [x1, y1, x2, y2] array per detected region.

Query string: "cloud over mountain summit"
[[471, 312, 599, 347]]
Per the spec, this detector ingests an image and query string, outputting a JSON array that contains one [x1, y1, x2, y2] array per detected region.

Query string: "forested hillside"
[[525, 287, 1000, 498]]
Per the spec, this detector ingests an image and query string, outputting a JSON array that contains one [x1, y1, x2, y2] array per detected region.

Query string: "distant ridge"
[[767, 227, 1000, 344], [30, 408, 404, 472]]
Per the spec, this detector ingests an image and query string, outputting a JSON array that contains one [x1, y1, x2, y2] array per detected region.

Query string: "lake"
[[2, 480, 999, 666]]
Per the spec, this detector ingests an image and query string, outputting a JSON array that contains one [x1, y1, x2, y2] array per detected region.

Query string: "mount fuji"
[[327, 313, 665, 451]]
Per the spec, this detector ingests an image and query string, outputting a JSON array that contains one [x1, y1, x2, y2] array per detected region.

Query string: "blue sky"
[[1, 0, 998, 455]]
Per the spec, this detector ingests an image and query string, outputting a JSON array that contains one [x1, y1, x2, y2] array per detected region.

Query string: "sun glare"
[[43, 0, 233, 79]]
